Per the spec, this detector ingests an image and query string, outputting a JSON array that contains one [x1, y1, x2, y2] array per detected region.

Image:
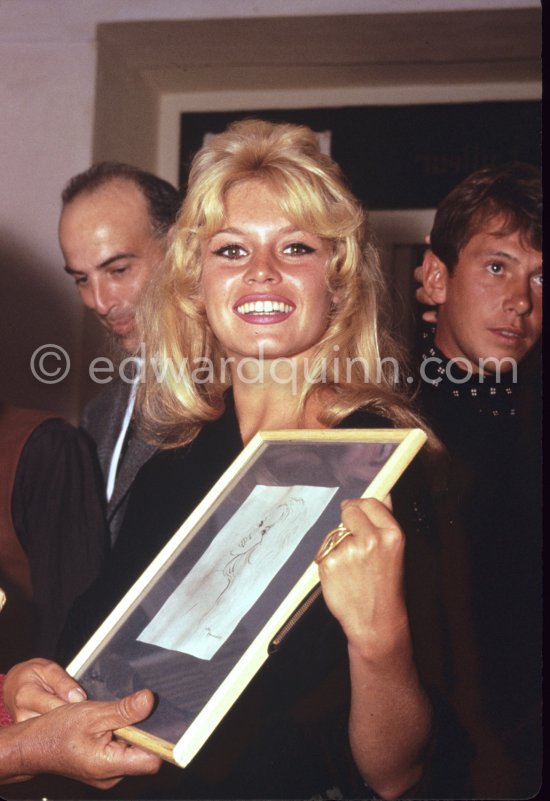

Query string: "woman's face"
[[200, 180, 334, 364]]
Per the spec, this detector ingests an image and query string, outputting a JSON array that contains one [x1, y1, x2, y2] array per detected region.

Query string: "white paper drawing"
[[137, 484, 338, 660]]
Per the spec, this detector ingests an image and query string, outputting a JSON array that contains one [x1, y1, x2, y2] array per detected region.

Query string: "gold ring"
[[315, 522, 353, 564]]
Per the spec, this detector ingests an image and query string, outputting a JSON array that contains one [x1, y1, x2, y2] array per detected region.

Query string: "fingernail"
[[135, 690, 148, 708], [68, 688, 87, 703]]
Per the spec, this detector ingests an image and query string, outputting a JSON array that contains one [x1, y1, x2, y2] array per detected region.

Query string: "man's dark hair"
[[61, 162, 182, 237], [430, 162, 542, 271]]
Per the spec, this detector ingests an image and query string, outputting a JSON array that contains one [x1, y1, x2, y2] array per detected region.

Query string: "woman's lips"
[[234, 296, 295, 324]]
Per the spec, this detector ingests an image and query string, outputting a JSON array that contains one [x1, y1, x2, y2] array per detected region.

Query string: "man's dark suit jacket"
[[81, 379, 157, 543]]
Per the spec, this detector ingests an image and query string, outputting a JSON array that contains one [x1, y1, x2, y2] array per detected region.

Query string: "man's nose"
[[85, 279, 116, 316], [504, 275, 533, 316]]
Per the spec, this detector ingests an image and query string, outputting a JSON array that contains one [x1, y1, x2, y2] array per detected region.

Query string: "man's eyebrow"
[[477, 247, 521, 263], [486, 248, 542, 264], [64, 253, 137, 275], [487, 249, 519, 260]]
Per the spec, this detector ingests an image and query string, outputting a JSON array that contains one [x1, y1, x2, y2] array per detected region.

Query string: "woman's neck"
[[231, 373, 327, 444]]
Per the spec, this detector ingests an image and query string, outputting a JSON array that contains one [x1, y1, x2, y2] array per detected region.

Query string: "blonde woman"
[[60, 120, 472, 800]]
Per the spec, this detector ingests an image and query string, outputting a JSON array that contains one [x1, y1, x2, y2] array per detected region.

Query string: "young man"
[[59, 163, 181, 541], [416, 162, 542, 797], [420, 163, 542, 379]]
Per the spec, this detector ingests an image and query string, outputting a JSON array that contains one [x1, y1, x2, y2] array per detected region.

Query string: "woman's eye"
[[487, 262, 504, 275], [283, 242, 315, 256], [213, 244, 247, 259], [532, 273, 543, 288]]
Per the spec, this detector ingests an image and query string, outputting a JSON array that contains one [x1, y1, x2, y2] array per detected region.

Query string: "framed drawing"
[[67, 427, 427, 767]]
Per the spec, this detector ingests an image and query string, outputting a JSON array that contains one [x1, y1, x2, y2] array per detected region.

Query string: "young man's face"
[[429, 219, 542, 374]]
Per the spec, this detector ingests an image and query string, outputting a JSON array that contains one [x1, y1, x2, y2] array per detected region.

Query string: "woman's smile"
[[234, 293, 295, 323]]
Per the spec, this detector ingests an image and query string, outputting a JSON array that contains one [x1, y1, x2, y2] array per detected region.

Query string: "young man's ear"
[[422, 249, 449, 305]]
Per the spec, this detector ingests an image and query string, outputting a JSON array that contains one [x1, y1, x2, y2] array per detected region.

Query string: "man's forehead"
[[465, 211, 540, 252], [63, 179, 147, 219], [461, 225, 541, 260], [60, 181, 154, 241]]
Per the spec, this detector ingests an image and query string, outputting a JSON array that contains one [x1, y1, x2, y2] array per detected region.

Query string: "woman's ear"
[[422, 249, 449, 305], [329, 290, 340, 311]]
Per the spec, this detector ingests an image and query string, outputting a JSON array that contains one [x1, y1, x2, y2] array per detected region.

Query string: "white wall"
[[0, 34, 96, 418], [0, 0, 540, 420]]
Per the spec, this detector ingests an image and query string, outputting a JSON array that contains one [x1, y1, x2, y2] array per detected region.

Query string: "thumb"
[[103, 689, 156, 730], [117, 689, 156, 725]]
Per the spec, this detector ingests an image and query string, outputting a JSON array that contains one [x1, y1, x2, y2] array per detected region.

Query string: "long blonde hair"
[[138, 119, 424, 447]]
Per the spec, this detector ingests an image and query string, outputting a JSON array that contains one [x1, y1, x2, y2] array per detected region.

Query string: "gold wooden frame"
[[67, 428, 426, 767]]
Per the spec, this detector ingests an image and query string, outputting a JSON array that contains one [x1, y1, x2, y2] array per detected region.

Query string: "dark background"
[[179, 101, 541, 209]]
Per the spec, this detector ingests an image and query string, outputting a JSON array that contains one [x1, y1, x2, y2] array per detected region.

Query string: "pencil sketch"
[[137, 484, 338, 659]]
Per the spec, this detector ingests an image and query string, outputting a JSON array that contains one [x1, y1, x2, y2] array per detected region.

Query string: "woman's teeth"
[[237, 300, 292, 314]]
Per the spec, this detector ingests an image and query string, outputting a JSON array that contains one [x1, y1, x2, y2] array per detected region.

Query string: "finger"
[[339, 500, 378, 546], [421, 309, 438, 324], [36, 661, 88, 704], [88, 778, 123, 791], [358, 497, 401, 529], [342, 497, 400, 533], [10, 665, 86, 719], [14, 683, 69, 718], [340, 501, 373, 539], [103, 745, 162, 778], [92, 689, 156, 732]]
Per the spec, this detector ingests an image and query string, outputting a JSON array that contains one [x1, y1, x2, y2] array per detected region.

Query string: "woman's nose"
[[243, 250, 281, 284]]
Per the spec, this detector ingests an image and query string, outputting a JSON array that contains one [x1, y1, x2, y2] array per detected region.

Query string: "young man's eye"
[[74, 275, 87, 287], [283, 242, 315, 256], [213, 244, 247, 259], [532, 272, 543, 288], [487, 262, 504, 274]]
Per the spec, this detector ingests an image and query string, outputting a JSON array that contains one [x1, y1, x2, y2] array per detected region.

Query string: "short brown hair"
[[430, 162, 541, 271]]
